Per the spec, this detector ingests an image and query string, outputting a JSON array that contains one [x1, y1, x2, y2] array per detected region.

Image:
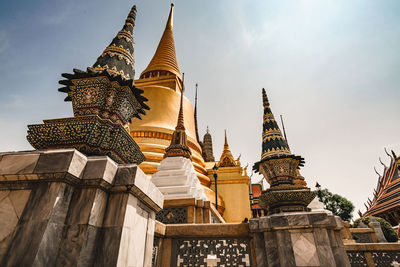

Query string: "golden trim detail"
[[211, 179, 250, 185], [131, 130, 202, 154]]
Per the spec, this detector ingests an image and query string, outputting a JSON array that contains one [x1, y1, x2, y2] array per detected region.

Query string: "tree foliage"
[[316, 188, 354, 222]]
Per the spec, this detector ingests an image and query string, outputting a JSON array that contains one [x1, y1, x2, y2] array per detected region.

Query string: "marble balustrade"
[[0, 149, 163, 267]]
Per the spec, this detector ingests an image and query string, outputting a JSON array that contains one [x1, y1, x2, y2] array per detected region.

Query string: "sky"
[[0, 0, 399, 219]]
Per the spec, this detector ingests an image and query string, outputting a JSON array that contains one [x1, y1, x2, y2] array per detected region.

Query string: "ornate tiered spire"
[[140, 4, 182, 82], [253, 88, 313, 215], [28, 4, 147, 165], [164, 91, 191, 158], [92, 5, 137, 80], [219, 130, 237, 167], [261, 88, 291, 159], [202, 127, 215, 162]]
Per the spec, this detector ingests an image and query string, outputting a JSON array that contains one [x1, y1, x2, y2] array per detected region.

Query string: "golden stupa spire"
[[218, 130, 237, 167], [140, 4, 182, 82], [164, 90, 191, 158]]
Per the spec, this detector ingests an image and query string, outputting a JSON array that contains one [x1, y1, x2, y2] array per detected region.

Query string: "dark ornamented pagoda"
[[202, 127, 215, 162], [363, 150, 400, 225], [164, 88, 191, 159], [27, 5, 149, 164], [253, 88, 315, 214]]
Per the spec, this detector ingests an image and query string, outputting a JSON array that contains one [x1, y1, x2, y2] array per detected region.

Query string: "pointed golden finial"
[[219, 130, 236, 167], [224, 129, 229, 149], [166, 3, 174, 30], [140, 3, 181, 82]]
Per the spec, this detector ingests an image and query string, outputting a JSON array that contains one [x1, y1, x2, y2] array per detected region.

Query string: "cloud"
[[4, 94, 24, 108], [40, 4, 72, 25], [0, 30, 9, 54]]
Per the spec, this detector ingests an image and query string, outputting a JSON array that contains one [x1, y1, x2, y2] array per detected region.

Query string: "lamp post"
[[213, 164, 219, 211]]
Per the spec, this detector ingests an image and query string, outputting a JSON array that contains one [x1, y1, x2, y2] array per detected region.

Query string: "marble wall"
[[249, 212, 351, 267], [0, 149, 163, 267]]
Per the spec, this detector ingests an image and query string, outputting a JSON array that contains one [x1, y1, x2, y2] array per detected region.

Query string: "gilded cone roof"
[[140, 4, 182, 81], [218, 130, 236, 167], [164, 90, 191, 158], [92, 5, 137, 80], [261, 88, 291, 159]]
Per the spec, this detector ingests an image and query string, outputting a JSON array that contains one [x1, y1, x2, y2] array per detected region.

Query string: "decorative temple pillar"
[[249, 88, 350, 267], [0, 5, 164, 266]]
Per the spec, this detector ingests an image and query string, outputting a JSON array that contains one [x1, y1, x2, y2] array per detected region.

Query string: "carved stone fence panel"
[[152, 222, 253, 267], [171, 237, 252, 267], [345, 243, 400, 267]]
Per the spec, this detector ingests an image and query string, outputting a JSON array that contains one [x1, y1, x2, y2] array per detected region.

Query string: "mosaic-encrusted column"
[[27, 5, 149, 164]]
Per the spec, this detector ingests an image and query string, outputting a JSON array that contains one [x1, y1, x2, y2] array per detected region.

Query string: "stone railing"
[[350, 228, 378, 243], [345, 243, 400, 267], [153, 222, 254, 267], [155, 198, 225, 224]]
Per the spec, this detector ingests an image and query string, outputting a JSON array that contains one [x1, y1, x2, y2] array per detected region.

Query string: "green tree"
[[316, 188, 355, 221]]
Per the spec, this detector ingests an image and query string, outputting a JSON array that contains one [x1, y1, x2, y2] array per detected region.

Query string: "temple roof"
[[250, 183, 263, 210], [140, 4, 182, 81], [218, 130, 237, 167], [92, 5, 137, 80], [364, 151, 400, 224], [164, 88, 191, 158]]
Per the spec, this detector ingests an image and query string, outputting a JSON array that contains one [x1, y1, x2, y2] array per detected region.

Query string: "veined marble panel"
[[0, 197, 19, 242], [117, 194, 149, 267], [88, 189, 108, 227], [83, 156, 118, 184], [0, 154, 40, 175], [291, 232, 320, 266], [0, 189, 31, 244]]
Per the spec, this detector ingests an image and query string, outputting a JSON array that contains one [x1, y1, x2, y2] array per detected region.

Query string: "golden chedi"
[[129, 4, 212, 199]]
